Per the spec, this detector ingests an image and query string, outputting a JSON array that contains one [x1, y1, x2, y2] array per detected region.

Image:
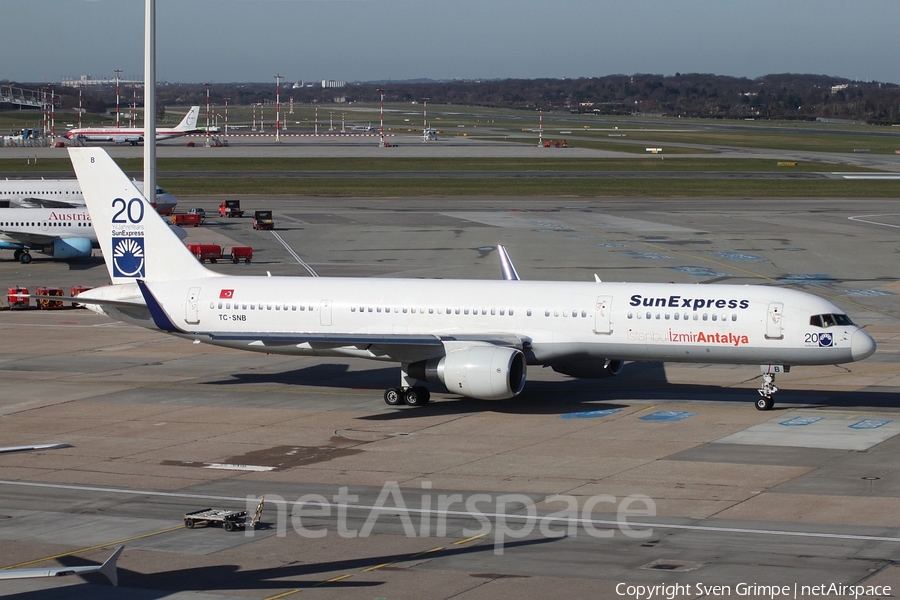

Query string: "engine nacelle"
[[551, 358, 624, 379], [408, 346, 526, 400], [48, 237, 93, 259]]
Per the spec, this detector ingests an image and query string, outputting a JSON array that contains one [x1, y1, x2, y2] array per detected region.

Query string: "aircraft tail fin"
[[176, 106, 200, 131], [67, 147, 217, 284]]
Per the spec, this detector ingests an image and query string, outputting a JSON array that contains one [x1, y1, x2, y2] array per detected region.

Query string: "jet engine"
[[47, 237, 93, 259], [551, 358, 624, 379], [408, 346, 527, 400]]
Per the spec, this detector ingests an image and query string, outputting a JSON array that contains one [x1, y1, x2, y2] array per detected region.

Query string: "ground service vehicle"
[[187, 243, 253, 264], [253, 210, 274, 230], [184, 498, 265, 532], [170, 213, 202, 227], [219, 200, 244, 218], [188, 208, 206, 222]]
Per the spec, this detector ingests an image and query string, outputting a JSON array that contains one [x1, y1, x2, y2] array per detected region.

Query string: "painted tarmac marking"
[[849, 419, 892, 430], [559, 408, 622, 419], [779, 416, 823, 427], [4, 480, 900, 545], [640, 411, 696, 422], [849, 214, 900, 230]]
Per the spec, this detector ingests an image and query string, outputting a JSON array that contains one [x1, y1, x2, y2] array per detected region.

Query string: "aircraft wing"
[[0, 229, 61, 246], [12, 197, 80, 209], [0, 546, 122, 586], [207, 331, 525, 363]]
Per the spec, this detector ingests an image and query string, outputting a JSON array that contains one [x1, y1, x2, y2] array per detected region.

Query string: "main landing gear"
[[384, 363, 432, 407], [13, 249, 31, 264], [384, 386, 431, 407]]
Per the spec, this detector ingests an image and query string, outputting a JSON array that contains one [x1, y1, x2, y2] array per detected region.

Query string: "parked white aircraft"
[[0, 207, 96, 263], [0, 178, 178, 214], [66, 148, 876, 411], [0, 546, 122, 586], [64, 106, 200, 145], [0, 206, 187, 264]]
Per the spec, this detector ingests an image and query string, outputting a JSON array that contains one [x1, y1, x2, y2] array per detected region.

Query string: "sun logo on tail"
[[112, 237, 145, 277]]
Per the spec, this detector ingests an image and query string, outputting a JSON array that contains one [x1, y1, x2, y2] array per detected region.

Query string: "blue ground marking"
[[640, 411, 696, 422], [777, 274, 834, 284], [624, 251, 673, 260], [708, 251, 766, 262], [780, 416, 823, 426], [595, 243, 627, 248], [671, 266, 732, 278], [559, 408, 622, 420], [845, 289, 895, 297], [849, 419, 892, 430]]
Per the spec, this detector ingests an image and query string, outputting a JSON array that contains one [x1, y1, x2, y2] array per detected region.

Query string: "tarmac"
[[0, 144, 899, 598]]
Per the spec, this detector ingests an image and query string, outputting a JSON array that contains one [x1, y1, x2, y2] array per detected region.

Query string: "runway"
[[0, 196, 898, 598]]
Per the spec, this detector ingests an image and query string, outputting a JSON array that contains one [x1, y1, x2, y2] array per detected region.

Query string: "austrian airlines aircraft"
[[64, 106, 200, 145], [66, 148, 876, 411], [0, 178, 178, 214], [0, 207, 96, 263]]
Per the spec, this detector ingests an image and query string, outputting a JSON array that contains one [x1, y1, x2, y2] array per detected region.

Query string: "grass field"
[[156, 176, 898, 197], [3, 104, 898, 197], [0, 155, 888, 196]]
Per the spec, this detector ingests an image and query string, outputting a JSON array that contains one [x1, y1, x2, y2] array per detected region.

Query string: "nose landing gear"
[[756, 365, 787, 411]]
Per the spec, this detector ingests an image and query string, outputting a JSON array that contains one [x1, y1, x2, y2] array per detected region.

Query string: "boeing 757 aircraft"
[[64, 106, 199, 145], [66, 148, 876, 411]]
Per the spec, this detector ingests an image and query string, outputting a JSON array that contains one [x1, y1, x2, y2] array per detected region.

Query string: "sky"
[[6, 0, 900, 85]]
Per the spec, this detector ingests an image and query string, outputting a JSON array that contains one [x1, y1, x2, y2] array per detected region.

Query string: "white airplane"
[[0, 205, 187, 264], [350, 122, 377, 133], [0, 546, 122, 586], [0, 207, 97, 263], [66, 147, 876, 411], [64, 106, 200, 145], [0, 178, 178, 214]]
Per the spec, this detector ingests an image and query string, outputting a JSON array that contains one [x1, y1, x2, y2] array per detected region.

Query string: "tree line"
[[8, 73, 900, 124]]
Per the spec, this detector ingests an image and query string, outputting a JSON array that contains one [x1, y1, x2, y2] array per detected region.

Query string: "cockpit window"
[[810, 313, 854, 328]]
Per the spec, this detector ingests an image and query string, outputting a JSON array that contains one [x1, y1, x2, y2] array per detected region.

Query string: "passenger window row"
[[0, 221, 91, 227], [351, 306, 516, 316], [627, 311, 738, 322]]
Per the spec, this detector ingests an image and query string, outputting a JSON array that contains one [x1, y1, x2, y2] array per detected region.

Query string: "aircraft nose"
[[851, 329, 877, 361]]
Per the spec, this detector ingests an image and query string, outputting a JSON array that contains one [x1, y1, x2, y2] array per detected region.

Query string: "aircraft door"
[[320, 300, 332, 326], [766, 302, 784, 340], [185, 287, 201, 325], [593, 295, 613, 334]]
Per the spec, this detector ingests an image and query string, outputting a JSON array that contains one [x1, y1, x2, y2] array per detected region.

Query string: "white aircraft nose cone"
[[851, 329, 877, 361]]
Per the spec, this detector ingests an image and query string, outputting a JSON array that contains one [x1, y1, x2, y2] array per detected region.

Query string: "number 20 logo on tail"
[[111, 198, 146, 278]]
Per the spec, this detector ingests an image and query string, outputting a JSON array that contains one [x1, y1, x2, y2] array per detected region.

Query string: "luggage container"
[[34, 287, 64, 310]]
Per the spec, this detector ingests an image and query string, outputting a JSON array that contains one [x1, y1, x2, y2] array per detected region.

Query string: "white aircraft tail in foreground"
[[0, 546, 122, 586], [67, 147, 876, 411]]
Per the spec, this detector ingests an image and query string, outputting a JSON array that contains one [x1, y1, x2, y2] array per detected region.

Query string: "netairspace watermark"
[[615, 582, 892, 600], [244, 481, 656, 554]]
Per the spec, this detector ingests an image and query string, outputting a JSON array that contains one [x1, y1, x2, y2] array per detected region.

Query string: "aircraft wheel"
[[13, 249, 22, 261], [755, 396, 774, 411], [404, 387, 429, 407], [19, 252, 32, 264], [384, 387, 403, 406]]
